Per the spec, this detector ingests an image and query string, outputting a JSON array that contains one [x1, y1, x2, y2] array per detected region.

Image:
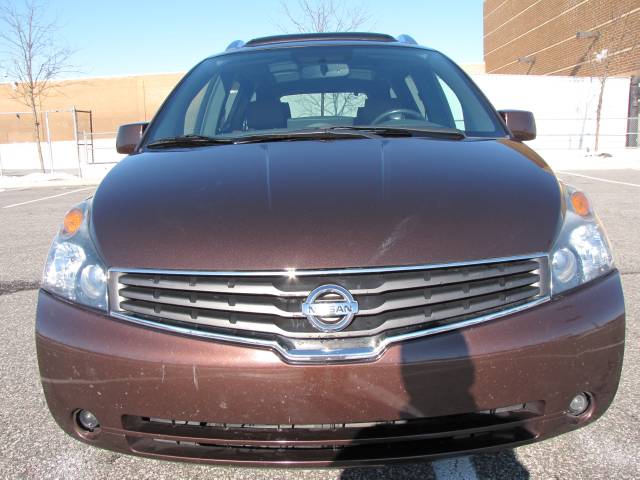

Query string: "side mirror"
[[498, 110, 536, 142], [116, 122, 149, 154]]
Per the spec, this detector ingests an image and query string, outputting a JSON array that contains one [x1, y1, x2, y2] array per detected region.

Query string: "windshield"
[[143, 45, 507, 145]]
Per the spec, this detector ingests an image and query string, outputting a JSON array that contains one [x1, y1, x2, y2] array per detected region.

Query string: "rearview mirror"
[[116, 122, 149, 154], [498, 110, 536, 142]]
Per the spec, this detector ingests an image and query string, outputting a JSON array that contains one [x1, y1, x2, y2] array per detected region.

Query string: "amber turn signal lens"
[[62, 208, 84, 235], [570, 191, 590, 217]]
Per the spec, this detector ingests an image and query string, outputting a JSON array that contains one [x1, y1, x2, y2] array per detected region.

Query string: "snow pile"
[[0, 172, 98, 189], [541, 148, 640, 171]]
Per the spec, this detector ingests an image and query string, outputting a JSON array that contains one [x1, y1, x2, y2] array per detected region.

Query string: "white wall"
[[471, 74, 631, 151], [0, 138, 125, 175]]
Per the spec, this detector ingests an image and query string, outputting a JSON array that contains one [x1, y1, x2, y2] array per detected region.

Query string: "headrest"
[[246, 100, 288, 130]]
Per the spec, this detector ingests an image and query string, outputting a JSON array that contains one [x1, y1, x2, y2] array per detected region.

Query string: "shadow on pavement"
[[336, 330, 530, 479], [473, 449, 530, 479], [338, 449, 529, 479]]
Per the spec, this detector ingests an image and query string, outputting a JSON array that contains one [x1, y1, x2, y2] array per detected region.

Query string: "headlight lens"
[[550, 184, 614, 295], [42, 200, 108, 310]]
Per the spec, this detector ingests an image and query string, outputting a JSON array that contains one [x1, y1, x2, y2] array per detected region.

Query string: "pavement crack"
[[0, 280, 41, 296]]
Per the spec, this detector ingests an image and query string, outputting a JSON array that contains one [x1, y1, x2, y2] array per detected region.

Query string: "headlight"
[[42, 199, 108, 310], [550, 183, 614, 295]]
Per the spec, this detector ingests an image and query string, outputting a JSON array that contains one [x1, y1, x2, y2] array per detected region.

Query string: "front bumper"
[[36, 272, 625, 467]]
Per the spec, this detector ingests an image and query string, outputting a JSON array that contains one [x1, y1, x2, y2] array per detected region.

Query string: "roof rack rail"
[[245, 32, 396, 47], [225, 40, 245, 51], [396, 34, 418, 45]]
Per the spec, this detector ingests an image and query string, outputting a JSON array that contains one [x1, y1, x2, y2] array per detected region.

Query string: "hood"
[[92, 138, 561, 271]]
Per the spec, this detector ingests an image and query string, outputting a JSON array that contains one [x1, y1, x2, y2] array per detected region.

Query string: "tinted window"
[[145, 46, 507, 143]]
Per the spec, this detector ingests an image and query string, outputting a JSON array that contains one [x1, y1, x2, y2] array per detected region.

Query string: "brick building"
[[483, 0, 640, 77]]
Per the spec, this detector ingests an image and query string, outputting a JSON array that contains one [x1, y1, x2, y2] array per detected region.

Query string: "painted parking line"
[[432, 456, 479, 480], [1, 187, 94, 209], [557, 171, 640, 188]]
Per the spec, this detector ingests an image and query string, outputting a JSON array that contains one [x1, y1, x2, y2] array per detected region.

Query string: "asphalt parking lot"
[[0, 169, 639, 479]]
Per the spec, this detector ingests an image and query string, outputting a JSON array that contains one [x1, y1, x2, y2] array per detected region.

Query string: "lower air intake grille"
[[122, 402, 543, 464]]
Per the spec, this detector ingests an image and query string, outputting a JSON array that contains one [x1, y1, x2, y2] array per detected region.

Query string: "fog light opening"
[[76, 409, 100, 431], [568, 392, 591, 416]]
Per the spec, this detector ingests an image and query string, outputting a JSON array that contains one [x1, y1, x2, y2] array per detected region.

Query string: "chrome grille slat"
[[119, 286, 303, 318], [353, 272, 539, 315], [110, 256, 549, 361], [117, 260, 540, 297], [118, 271, 539, 319], [119, 285, 539, 339]]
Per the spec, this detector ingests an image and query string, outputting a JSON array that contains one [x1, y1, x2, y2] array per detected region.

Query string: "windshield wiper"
[[146, 126, 464, 148], [326, 126, 466, 140], [146, 134, 235, 149], [231, 128, 380, 144]]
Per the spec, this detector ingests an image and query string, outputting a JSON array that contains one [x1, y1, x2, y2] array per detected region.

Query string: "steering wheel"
[[371, 109, 424, 125]]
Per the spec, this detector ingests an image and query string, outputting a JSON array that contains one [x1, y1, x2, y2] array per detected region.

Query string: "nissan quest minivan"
[[36, 33, 625, 467]]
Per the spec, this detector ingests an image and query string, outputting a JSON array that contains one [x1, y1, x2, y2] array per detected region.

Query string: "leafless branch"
[[275, 1, 374, 121], [591, 4, 637, 152], [278, 0, 372, 33], [0, 0, 74, 170], [292, 92, 365, 118]]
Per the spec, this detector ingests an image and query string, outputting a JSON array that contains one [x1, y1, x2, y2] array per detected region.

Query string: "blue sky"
[[44, 0, 483, 78]]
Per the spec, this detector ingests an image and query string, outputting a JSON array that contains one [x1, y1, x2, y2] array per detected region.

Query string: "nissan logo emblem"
[[301, 284, 359, 332]]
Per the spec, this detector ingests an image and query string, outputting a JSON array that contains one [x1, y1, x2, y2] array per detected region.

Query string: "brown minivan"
[[36, 33, 625, 467]]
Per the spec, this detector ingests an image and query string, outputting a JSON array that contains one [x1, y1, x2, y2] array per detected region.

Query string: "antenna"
[[396, 34, 418, 45], [225, 40, 245, 51]]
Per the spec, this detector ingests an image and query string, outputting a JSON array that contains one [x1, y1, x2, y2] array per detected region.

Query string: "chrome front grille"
[[109, 256, 549, 363]]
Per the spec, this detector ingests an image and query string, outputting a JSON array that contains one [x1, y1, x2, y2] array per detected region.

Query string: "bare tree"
[[277, 0, 373, 119], [0, 0, 73, 171], [293, 91, 366, 117], [278, 0, 371, 34], [590, 6, 639, 152], [593, 49, 610, 153]]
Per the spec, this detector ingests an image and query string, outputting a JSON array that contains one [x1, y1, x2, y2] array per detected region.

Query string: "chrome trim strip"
[[108, 270, 124, 313], [109, 253, 547, 278], [110, 296, 549, 364]]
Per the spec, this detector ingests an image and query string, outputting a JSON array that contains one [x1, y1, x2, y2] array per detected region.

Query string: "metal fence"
[[532, 116, 639, 150], [0, 108, 98, 176], [79, 131, 120, 165]]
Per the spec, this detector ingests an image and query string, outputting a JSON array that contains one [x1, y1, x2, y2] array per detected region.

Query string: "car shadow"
[[338, 449, 529, 479], [335, 330, 531, 479]]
